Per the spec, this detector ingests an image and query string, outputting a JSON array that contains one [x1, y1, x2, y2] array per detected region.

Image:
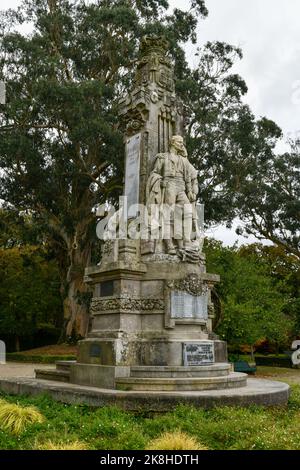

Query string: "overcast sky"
[[171, 0, 300, 244], [2, 0, 300, 245]]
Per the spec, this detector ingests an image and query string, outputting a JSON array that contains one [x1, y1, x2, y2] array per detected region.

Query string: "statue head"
[[170, 135, 188, 158]]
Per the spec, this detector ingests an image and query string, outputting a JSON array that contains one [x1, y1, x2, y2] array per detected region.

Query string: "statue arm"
[[146, 154, 165, 205], [185, 161, 198, 202], [152, 153, 165, 177], [190, 174, 199, 202]]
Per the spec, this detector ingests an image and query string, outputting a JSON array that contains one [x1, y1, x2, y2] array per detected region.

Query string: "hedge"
[[6, 353, 76, 363], [254, 355, 292, 368], [228, 353, 293, 368]]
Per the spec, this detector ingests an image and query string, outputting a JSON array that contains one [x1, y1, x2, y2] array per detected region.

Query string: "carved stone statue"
[[146, 135, 203, 261]]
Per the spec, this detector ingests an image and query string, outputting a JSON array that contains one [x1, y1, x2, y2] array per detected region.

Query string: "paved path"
[[1, 363, 299, 384], [0, 362, 55, 378]]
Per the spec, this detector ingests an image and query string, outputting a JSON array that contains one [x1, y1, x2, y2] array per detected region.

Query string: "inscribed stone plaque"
[[124, 134, 141, 218], [90, 344, 101, 358], [170, 291, 208, 320], [183, 342, 215, 366], [100, 280, 114, 297]]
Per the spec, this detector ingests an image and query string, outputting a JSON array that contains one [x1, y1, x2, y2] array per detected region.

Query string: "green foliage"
[[0, 245, 62, 349], [239, 243, 300, 334], [0, 400, 44, 435], [236, 139, 300, 259], [0, 381, 300, 449], [0, 208, 44, 248], [205, 240, 295, 350]]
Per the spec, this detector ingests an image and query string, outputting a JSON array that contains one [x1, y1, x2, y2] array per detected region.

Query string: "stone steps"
[[35, 361, 75, 383], [56, 360, 76, 372], [0, 376, 290, 410], [116, 372, 247, 392], [130, 363, 231, 378], [35, 368, 71, 383], [35, 361, 246, 393]]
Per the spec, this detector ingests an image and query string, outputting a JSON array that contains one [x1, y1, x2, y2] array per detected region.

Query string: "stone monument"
[[67, 35, 242, 391], [26, 36, 289, 409]]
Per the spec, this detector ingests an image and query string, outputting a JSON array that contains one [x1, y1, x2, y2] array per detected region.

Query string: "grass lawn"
[[0, 367, 300, 450], [256, 366, 300, 384]]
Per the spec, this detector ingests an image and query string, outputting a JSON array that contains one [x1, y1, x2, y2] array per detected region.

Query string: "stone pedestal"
[[67, 36, 239, 393], [69, 240, 234, 390], [25, 36, 289, 408]]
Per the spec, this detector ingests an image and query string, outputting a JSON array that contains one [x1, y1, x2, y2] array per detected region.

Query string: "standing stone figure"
[[146, 135, 203, 260]]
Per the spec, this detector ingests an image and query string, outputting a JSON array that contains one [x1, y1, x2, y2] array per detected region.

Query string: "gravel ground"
[[0, 362, 55, 378]]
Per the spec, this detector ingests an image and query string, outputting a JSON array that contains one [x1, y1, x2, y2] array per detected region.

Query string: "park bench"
[[234, 360, 257, 374]]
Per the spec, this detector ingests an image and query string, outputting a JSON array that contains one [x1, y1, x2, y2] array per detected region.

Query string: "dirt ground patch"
[[14, 344, 78, 356]]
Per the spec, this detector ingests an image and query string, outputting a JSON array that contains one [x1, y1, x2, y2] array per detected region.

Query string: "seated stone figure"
[[146, 135, 203, 261]]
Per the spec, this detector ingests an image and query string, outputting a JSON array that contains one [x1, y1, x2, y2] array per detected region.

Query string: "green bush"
[[254, 355, 292, 368], [0, 246, 62, 352]]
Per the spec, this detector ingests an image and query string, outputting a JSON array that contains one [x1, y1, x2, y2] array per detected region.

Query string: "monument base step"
[[130, 363, 231, 378], [116, 372, 247, 391], [0, 377, 290, 411], [34, 360, 75, 383], [35, 369, 70, 383], [56, 360, 76, 372]]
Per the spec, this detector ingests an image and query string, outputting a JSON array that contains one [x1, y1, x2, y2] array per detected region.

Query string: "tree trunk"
[[250, 345, 255, 363], [63, 242, 92, 339], [15, 335, 20, 352]]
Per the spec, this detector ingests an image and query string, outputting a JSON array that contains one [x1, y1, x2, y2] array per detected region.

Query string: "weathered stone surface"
[[0, 377, 290, 411], [124, 133, 141, 215], [70, 364, 130, 389], [35, 368, 70, 383], [115, 372, 247, 392], [130, 364, 231, 378], [146, 135, 203, 258], [214, 340, 228, 363], [170, 291, 208, 320], [90, 297, 165, 314]]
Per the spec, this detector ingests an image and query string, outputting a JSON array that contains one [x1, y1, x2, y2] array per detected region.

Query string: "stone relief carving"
[[133, 35, 174, 92], [122, 106, 149, 136], [102, 240, 113, 256], [167, 274, 209, 297], [91, 297, 164, 313]]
